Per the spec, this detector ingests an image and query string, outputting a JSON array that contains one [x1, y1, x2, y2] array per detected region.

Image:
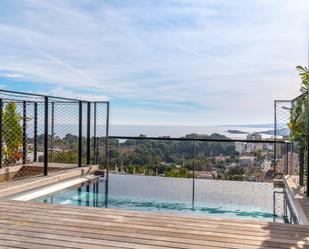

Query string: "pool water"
[[31, 175, 285, 223]]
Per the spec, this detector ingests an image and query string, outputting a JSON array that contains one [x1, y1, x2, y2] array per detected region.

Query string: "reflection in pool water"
[[32, 174, 284, 222]]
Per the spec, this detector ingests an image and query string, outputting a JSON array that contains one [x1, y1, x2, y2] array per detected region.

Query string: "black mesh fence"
[[0, 91, 45, 180], [92, 102, 109, 166], [0, 90, 109, 181], [274, 95, 308, 192], [108, 137, 285, 181], [290, 94, 308, 190], [106, 136, 292, 223], [274, 100, 292, 177]]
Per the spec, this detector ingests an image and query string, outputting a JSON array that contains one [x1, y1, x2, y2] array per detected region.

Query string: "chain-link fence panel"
[[0, 90, 109, 182], [274, 100, 292, 177], [92, 102, 108, 167], [47, 100, 79, 171], [107, 137, 194, 211], [0, 91, 45, 180], [275, 94, 308, 194], [106, 137, 290, 222]]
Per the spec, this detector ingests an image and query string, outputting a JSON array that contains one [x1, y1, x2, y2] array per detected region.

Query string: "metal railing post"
[[78, 101, 83, 167], [291, 142, 294, 175], [104, 102, 110, 208], [44, 96, 49, 176], [87, 102, 91, 165], [93, 103, 97, 164], [33, 102, 38, 162], [22, 101, 27, 165], [192, 140, 195, 210], [50, 102, 54, 163], [307, 42, 309, 196], [0, 99, 2, 168], [274, 101, 277, 173], [285, 142, 289, 175]]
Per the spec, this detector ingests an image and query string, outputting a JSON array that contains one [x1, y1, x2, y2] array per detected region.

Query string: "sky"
[[0, 0, 308, 126]]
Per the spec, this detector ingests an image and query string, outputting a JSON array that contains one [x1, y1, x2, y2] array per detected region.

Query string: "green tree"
[[223, 166, 245, 181], [289, 66, 308, 144], [288, 66, 308, 183], [2, 102, 23, 165]]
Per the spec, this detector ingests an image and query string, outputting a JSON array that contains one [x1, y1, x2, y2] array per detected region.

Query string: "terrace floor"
[[0, 200, 308, 249], [0, 170, 308, 248]]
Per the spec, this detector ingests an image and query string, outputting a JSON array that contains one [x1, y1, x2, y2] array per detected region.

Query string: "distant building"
[[261, 159, 272, 172], [247, 132, 262, 140], [117, 146, 136, 154], [239, 156, 255, 167], [235, 142, 246, 154]]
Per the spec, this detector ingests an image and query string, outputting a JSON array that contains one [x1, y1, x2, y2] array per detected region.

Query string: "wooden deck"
[[0, 200, 308, 249], [299, 198, 309, 222]]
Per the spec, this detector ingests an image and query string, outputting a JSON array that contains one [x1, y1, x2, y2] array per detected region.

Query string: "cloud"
[[0, 0, 308, 125], [47, 87, 108, 102], [0, 72, 24, 78]]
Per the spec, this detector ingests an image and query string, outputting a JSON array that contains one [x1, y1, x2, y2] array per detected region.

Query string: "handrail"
[[0, 88, 109, 103], [292, 91, 307, 102], [109, 135, 290, 144]]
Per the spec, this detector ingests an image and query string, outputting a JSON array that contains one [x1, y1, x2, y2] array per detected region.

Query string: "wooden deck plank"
[[1, 200, 308, 233], [0, 199, 294, 226], [0, 219, 278, 249], [0, 216, 300, 248], [0, 204, 308, 241], [0, 200, 308, 249], [0, 239, 68, 249], [0, 227, 241, 249]]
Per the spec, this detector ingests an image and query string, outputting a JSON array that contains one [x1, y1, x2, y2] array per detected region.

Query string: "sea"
[[109, 124, 275, 139]]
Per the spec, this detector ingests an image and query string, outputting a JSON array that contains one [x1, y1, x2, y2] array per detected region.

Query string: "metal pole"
[[93, 102, 97, 164], [0, 99, 2, 168], [104, 102, 110, 208], [44, 96, 48, 176], [307, 41, 309, 196], [50, 102, 54, 163], [87, 102, 91, 165], [274, 101, 277, 173], [78, 101, 83, 167], [192, 140, 195, 210], [22, 101, 27, 165], [285, 142, 289, 175], [291, 142, 294, 175], [33, 102, 38, 162]]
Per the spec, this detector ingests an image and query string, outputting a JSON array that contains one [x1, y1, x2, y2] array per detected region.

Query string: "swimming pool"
[[28, 174, 286, 223]]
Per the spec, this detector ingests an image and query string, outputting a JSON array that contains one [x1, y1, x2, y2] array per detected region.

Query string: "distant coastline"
[[110, 124, 277, 139], [226, 129, 248, 134]]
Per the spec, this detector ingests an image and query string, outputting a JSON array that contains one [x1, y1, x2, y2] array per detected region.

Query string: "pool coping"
[[0, 165, 99, 199], [12, 175, 98, 201]]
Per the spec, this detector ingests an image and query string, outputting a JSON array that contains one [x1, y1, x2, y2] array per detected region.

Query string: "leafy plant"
[[288, 66, 308, 147], [2, 102, 23, 165], [288, 66, 308, 185]]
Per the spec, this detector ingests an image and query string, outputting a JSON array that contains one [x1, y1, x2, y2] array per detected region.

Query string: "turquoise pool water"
[[31, 175, 284, 222]]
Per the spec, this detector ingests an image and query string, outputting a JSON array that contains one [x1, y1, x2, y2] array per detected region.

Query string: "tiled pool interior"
[[30, 174, 286, 222]]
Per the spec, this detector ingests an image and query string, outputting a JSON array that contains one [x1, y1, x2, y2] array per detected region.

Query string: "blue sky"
[[0, 0, 308, 126]]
